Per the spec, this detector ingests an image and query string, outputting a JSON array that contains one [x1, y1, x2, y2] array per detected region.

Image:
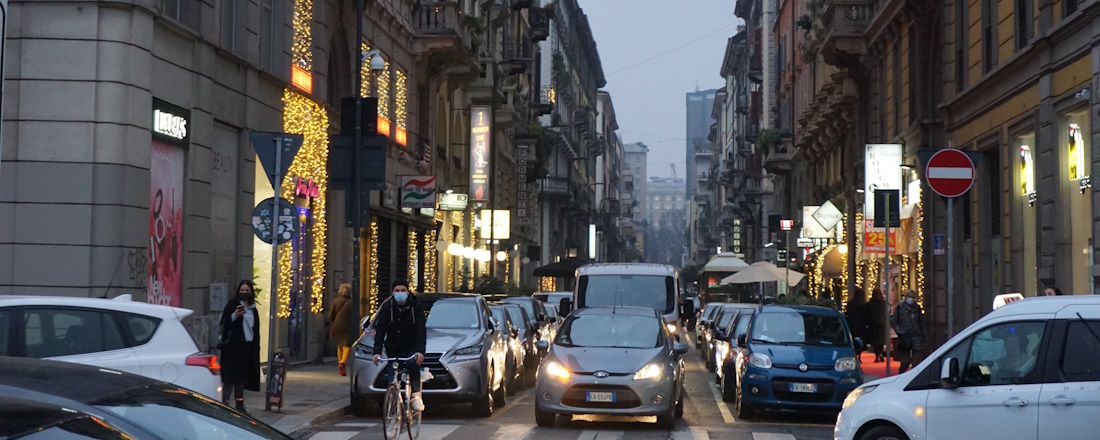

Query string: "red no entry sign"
[[926, 149, 975, 198]]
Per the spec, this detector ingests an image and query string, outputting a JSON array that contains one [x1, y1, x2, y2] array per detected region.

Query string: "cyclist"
[[371, 279, 427, 411]]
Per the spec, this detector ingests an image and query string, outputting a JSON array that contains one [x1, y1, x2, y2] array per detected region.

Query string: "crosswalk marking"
[[419, 423, 461, 439], [752, 434, 797, 440], [335, 422, 376, 428], [669, 427, 710, 440], [308, 432, 358, 440], [488, 423, 536, 439]]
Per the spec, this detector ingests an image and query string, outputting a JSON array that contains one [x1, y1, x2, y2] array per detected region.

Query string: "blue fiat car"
[[733, 305, 862, 418]]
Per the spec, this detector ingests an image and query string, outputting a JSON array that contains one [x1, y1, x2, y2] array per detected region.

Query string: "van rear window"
[[578, 275, 674, 314]]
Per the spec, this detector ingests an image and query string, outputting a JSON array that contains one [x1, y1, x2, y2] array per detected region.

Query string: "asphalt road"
[[298, 334, 837, 440]]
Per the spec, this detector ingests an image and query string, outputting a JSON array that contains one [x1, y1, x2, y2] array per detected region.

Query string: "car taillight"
[[186, 353, 221, 375]]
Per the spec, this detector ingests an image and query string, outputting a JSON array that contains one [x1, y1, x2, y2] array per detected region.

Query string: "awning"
[[532, 257, 589, 278], [820, 246, 846, 276], [703, 252, 750, 273]]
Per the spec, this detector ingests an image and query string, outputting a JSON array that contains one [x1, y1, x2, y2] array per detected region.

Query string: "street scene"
[[2, 0, 1100, 439]]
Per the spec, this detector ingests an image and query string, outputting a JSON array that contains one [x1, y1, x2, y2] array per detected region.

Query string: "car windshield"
[[717, 308, 739, 329], [92, 385, 289, 440], [749, 311, 849, 346], [505, 306, 530, 329], [704, 304, 721, 320], [556, 314, 661, 349], [507, 300, 537, 321], [578, 275, 673, 313], [425, 302, 480, 329], [490, 308, 509, 330]]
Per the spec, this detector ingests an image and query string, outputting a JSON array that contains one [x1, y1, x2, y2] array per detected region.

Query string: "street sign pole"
[[785, 229, 790, 297], [946, 197, 954, 338], [266, 136, 283, 378], [924, 148, 975, 339], [884, 194, 891, 377], [350, 0, 365, 352]]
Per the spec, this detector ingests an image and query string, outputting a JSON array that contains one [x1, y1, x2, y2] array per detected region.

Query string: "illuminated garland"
[[395, 69, 408, 129], [360, 43, 372, 98], [867, 260, 880, 298], [408, 231, 419, 293], [916, 203, 926, 308], [291, 0, 313, 70], [841, 213, 849, 305], [278, 90, 329, 317], [369, 220, 380, 315], [424, 229, 438, 293], [377, 62, 391, 120], [505, 257, 511, 284], [539, 277, 557, 291]]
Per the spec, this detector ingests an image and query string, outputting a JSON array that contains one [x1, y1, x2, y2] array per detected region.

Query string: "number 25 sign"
[[863, 219, 897, 254]]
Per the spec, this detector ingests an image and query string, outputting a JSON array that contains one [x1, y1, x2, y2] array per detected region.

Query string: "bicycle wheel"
[[405, 404, 421, 440], [382, 386, 402, 440]]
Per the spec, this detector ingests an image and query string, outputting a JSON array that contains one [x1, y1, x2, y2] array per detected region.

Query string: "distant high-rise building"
[[624, 142, 649, 222], [685, 89, 719, 197]]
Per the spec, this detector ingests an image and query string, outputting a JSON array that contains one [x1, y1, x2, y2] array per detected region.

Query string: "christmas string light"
[[291, 0, 313, 70], [424, 229, 438, 293], [378, 62, 391, 121], [916, 203, 926, 308], [395, 69, 408, 130], [408, 231, 419, 293], [841, 213, 849, 305], [369, 220, 380, 315], [360, 42, 372, 98]]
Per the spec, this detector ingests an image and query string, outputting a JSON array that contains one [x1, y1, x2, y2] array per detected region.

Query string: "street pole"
[[785, 229, 790, 297], [884, 195, 891, 377], [266, 137, 283, 375], [946, 197, 954, 338], [348, 0, 365, 351], [488, 61, 499, 280]]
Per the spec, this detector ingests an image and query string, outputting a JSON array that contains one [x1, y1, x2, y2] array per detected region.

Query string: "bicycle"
[[377, 355, 422, 440]]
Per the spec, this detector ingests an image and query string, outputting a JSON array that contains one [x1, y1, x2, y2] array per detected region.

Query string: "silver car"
[[351, 294, 509, 417], [490, 304, 526, 394], [534, 307, 688, 428]]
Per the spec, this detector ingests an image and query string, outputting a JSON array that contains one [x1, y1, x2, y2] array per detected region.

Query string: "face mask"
[[906, 298, 915, 305], [394, 292, 409, 303]]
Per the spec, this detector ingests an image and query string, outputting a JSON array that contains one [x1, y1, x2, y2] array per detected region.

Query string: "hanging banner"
[[470, 106, 491, 202], [864, 144, 903, 218], [149, 140, 185, 307], [400, 175, 437, 208]]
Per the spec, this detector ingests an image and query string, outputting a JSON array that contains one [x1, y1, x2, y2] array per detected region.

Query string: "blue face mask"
[[906, 298, 915, 305], [394, 292, 409, 303]]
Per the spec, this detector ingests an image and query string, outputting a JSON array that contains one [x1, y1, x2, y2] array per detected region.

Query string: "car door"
[[925, 320, 1048, 440], [1038, 307, 1100, 439], [22, 307, 137, 373]]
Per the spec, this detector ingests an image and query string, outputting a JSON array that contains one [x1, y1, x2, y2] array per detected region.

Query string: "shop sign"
[[802, 206, 832, 238], [295, 177, 320, 198], [439, 193, 468, 211], [864, 144, 902, 219], [862, 218, 898, 255], [812, 200, 843, 231], [400, 175, 437, 208], [152, 98, 191, 146], [478, 210, 510, 240], [469, 106, 491, 201], [516, 144, 533, 224]]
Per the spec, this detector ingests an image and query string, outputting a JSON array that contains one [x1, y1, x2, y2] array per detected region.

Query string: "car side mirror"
[[941, 357, 961, 389], [672, 343, 689, 355], [737, 334, 748, 348], [535, 340, 550, 351], [559, 298, 572, 316], [360, 316, 371, 330]]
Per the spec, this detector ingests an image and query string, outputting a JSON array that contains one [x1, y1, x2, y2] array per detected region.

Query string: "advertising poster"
[[863, 144, 902, 255], [400, 175, 438, 208], [149, 141, 185, 307], [470, 105, 491, 202]]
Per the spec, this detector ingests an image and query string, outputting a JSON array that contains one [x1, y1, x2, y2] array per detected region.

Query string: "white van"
[[836, 295, 1100, 440], [559, 263, 681, 335]]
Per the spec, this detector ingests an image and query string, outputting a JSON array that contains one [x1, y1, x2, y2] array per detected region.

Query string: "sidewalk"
[[242, 357, 351, 435], [859, 351, 899, 381]]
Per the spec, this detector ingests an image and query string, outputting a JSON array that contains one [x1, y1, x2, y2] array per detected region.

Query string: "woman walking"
[[220, 279, 261, 412], [892, 290, 927, 373], [865, 288, 888, 363], [329, 283, 354, 376]]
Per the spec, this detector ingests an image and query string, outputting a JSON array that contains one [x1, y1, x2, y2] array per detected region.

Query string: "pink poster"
[[148, 140, 185, 307]]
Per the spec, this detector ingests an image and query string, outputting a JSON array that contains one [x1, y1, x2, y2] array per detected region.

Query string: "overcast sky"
[[582, 0, 740, 180]]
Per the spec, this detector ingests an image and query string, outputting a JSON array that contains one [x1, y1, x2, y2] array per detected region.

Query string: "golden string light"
[[378, 62, 391, 120], [841, 213, 849, 305], [369, 220, 380, 315], [424, 229, 438, 293], [395, 69, 408, 129], [360, 42, 372, 98], [408, 231, 419, 293], [291, 0, 313, 70], [916, 203, 926, 308], [276, 90, 329, 317]]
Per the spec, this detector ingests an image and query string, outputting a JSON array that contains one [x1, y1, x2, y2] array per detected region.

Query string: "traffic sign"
[[251, 197, 299, 245], [926, 149, 975, 198], [780, 219, 793, 231], [250, 132, 304, 189]]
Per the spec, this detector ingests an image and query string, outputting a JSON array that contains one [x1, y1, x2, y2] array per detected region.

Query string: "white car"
[[0, 295, 221, 400], [836, 295, 1100, 440]]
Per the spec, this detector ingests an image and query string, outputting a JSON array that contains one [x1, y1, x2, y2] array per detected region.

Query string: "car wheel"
[[656, 403, 676, 429], [472, 386, 494, 417], [706, 354, 716, 372], [720, 374, 736, 403], [734, 383, 754, 420], [493, 369, 508, 408], [506, 363, 518, 396], [859, 425, 909, 440], [674, 388, 685, 418], [534, 407, 556, 427]]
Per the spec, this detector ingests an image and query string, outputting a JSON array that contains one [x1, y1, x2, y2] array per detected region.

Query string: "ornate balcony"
[[413, 2, 478, 67], [763, 142, 795, 174], [820, 0, 875, 67]]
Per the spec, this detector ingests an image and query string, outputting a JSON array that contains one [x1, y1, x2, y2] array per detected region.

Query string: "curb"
[[284, 400, 349, 437]]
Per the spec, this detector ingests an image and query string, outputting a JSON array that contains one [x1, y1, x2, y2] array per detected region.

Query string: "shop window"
[[163, 0, 200, 30], [1015, 0, 1033, 51], [981, 0, 998, 73], [220, 0, 245, 55]]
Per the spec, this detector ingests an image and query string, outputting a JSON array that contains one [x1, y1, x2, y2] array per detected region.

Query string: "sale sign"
[[863, 218, 898, 255]]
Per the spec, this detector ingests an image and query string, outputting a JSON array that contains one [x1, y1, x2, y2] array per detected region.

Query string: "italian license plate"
[[585, 392, 615, 402], [789, 383, 817, 393]]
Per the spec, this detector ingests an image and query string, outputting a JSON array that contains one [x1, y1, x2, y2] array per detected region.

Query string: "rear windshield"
[[426, 302, 480, 329], [578, 275, 674, 313], [490, 308, 509, 330], [717, 308, 740, 329], [556, 315, 661, 349], [750, 311, 850, 346], [504, 306, 530, 329]]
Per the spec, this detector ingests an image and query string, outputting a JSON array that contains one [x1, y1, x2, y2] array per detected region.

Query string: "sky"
[[581, 0, 741, 180]]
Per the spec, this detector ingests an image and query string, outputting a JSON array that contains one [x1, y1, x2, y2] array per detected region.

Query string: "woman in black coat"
[[220, 279, 261, 412], [864, 288, 889, 363]]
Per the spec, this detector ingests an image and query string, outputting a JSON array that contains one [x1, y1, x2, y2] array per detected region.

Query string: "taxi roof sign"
[[993, 293, 1025, 310]]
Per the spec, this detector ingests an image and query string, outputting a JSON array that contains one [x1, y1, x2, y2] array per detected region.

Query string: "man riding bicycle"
[[372, 280, 427, 411]]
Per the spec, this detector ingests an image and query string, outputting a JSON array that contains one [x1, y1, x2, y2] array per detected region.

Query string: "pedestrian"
[[329, 283, 353, 376], [845, 287, 868, 362], [1043, 286, 1064, 296], [892, 290, 927, 373], [865, 288, 888, 363], [219, 279, 261, 412], [371, 279, 427, 411]]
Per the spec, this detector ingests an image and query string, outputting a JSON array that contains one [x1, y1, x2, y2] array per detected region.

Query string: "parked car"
[[534, 307, 688, 428], [0, 357, 290, 439], [716, 309, 754, 400], [696, 302, 723, 348], [545, 304, 561, 326], [704, 304, 756, 371], [734, 305, 863, 419], [836, 295, 1100, 440], [500, 296, 555, 345], [351, 294, 509, 417], [490, 305, 526, 395], [533, 291, 572, 312], [0, 294, 221, 400], [502, 303, 541, 387]]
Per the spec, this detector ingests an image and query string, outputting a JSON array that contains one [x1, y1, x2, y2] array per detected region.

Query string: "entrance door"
[[288, 206, 313, 361]]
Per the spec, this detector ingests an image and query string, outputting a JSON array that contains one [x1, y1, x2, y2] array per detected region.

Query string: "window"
[[23, 309, 125, 358], [1062, 321, 1100, 381], [260, 0, 282, 72], [956, 321, 1045, 386], [1015, 0, 1033, 51], [0, 310, 8, 356], [123, 314, 162, 346], [955, 0, 968, 92], [220, 0, 245, 54], [981, 0, 997, 73], [1065, 0, 1079, 16], [163, 0, 200, 30]]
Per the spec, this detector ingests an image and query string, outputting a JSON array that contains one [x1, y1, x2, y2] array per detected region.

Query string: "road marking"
[[489, 423, 536, 439], [669, 427, 710, 440], [577, 431, 598, 440], [419, 423, 461, 439], [751, 434, 797, 440], [708, 380, 736, 424], [308, 432, 358, 440], [335, 422, 376, 427], [492, 391, 529, 418]]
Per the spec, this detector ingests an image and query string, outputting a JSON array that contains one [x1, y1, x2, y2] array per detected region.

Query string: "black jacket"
[[219, 297, 261, 391], [372, 294, 427, 356]]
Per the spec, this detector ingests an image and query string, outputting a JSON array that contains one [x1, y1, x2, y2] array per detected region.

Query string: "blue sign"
[[933, 233, 945, 256]]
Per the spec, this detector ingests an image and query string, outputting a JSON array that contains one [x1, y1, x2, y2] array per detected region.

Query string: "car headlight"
[[842, 385, 877, 409], [748, 353, 772, 369], [835, 356, 858, 372], [633, 363, 664, 380], [453, 344, 483, 356], [666, 323, 677, 334], [354, 343, 373, 357], [544, 361, 570, 381]]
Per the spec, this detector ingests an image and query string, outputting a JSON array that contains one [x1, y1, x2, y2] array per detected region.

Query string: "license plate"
[[789, 383, 817, 393], [585, 392, 615, 402]]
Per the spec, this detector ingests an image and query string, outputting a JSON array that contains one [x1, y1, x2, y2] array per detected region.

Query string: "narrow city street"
[[298, 341, 835, 440]]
